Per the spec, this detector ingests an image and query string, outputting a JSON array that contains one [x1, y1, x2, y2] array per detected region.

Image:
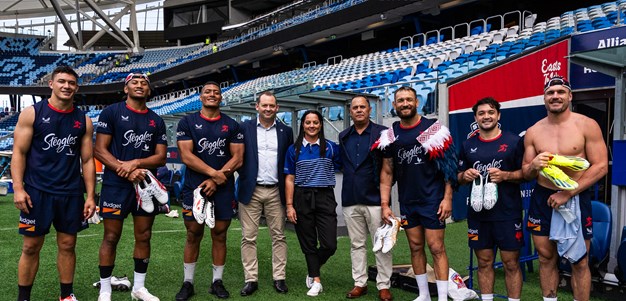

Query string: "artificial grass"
[[0, 194, 607, 300]]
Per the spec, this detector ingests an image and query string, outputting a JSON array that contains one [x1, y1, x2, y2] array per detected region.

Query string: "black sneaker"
[[175, 281, 195, 301], [210, 280, 230, 299]]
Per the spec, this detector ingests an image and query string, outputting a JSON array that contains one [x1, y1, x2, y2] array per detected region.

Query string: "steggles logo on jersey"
[[197, 137, 226, 154], [149, 119, 156, 127], [472, 159, 503, 176], [73, 120, 82, 128], [122, 130, 154, 148], [221, 125, 229, 132], [42, 133, 77, 153], [397, 145, 425, 165], [498, 144, 508, 152], [41, 117, 50, 123]]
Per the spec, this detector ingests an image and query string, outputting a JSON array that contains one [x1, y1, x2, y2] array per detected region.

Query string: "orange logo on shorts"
[[467, 233, 479, 241], [527, 220, 541, 231], [19, 223, 35, 232], [102, 207, 121, 215]]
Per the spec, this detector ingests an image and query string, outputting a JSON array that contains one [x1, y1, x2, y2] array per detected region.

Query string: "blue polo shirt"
[[284, 139, 341, 187]]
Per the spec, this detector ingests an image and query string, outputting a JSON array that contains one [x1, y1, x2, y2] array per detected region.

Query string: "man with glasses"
[[522, 75, 608, 301], [96, 73, 168, 301]]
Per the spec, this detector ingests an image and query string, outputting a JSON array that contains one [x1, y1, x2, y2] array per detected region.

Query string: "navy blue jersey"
[[96, 102, 167, 187], [458, 131, 524, 221], [24, 99, 86, 195], [383, 117, 446, 204], [176, 112, 243, 201]]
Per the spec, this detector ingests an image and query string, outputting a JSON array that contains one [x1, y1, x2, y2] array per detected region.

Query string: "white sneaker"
[[306, 275, 314, 288], [92, 276, 131, 291], [97, 292, 111, 301], [165, 209, 179, 218], [131, 287, 160, 301], [144, 170, 169, 205], [382, 217, 400, 253], [134, 180, 155, 213], [307, 282, 323, 296], [483, 174, 498, 210], [192, 187, 207, 224], [412, 295, 432, 301], [470, 174, 484, 212], [372, 224, 388, 252], [205, 199, 215, 228]]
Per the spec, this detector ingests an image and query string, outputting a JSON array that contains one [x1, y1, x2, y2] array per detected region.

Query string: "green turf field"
[[0, 193, 608, 300]]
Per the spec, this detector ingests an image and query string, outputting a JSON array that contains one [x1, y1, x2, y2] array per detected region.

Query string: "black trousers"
[[293, 186, 338, 277]]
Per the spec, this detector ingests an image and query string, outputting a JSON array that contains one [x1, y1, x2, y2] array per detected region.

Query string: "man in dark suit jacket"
[[237, 91, 294, 297], [339, 95, 393, 301]]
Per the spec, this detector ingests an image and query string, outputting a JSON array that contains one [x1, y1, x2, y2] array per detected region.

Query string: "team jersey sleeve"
[[457, 141, 468, 172], [284, 145, 296, 175], [330, 141, 342, 172], [96, 107, 114, 135], [230, 121, 244, 144], [514, 135, 524, 169], [156, 118, 168, 145], [176, 116, 192, 141]]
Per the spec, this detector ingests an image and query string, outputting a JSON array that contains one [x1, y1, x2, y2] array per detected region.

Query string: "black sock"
[[134, 258, 149, 274], [99, 265, 114, 279], [17, 284, 32, 301], [60, 282, 73, 298]]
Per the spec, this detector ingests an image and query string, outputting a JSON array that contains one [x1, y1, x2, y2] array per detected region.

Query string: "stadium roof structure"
[[0, 0, 155, 51]]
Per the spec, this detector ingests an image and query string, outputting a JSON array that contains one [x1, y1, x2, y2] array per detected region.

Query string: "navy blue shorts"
[[19, 185, 88, 236], [182, 189, 234, 222], [467, 218, 524, 251], [400, 200, 445, 230], [527, 185, 593, 239], [99, 184, 157, 219]]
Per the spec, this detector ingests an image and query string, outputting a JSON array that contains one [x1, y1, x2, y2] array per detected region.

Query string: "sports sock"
[[481, 293, 494, 300], [508, 298, 520, 301], [212, 264, 224, 282], [415, 273, 431, 300], [60, 282, 73, 298], [436, 280, 448, 300], [17, 284, 32, 301], [134, 258, 149, 274], [543, 297, 557, 301], [184, 262, 197, 284], [99, 265, 114, 295], [133, 271, 146, 291]]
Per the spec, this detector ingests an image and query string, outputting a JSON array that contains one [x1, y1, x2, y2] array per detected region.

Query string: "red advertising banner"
[[449, 39, 569, 113]]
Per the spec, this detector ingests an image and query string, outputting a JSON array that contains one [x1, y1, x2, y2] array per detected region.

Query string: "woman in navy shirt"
[[284, 110, 341, 297]]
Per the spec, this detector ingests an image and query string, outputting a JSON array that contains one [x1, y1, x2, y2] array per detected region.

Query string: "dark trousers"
[[293, 186, 338, 277]]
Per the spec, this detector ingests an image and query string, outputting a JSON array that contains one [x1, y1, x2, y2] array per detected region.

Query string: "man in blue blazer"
[[237, 91, 294, 296], [339, 95, 393, 301]]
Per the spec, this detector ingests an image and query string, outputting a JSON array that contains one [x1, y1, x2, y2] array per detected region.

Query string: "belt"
[[256, 183, 278, 188]]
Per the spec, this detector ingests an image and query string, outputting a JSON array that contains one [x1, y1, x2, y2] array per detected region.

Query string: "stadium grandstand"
[[1, 0, 626, 297]]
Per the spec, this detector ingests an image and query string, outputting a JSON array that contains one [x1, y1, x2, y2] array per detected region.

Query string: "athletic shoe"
[[306, 275, 314, 289], [92, 275, 131, 291], [158, 204, 170, 214], [372, 224, 387, 253], [192, 187, 207, 224], [135, 180, 155, 213], [131, 287, 160, 301], [144, 170, 169, 204], [175, 281, 195, 301], [307, 282, 323, 297], [482, 174, 498, 210], [205, 199, 215, 229], [540, 165, 578, 190], [60, 294, 78, 301], [165, 209, 179, 218], [210, 280, 230, 299], [382, 217, 401, 254], [470, 174, 484, 212], [97, 292, 111, 301], [548, 154, 590, 171]]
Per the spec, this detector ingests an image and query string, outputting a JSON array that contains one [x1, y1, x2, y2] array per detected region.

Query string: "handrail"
[[503, 11, 523, 34], [453, 23, 470, 39], [326, 55, 342, 66], [439, 26, 454, 41], [468, 18, 487, 35], [425, 29, 441, 44], [399, 36, 412, 50]]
